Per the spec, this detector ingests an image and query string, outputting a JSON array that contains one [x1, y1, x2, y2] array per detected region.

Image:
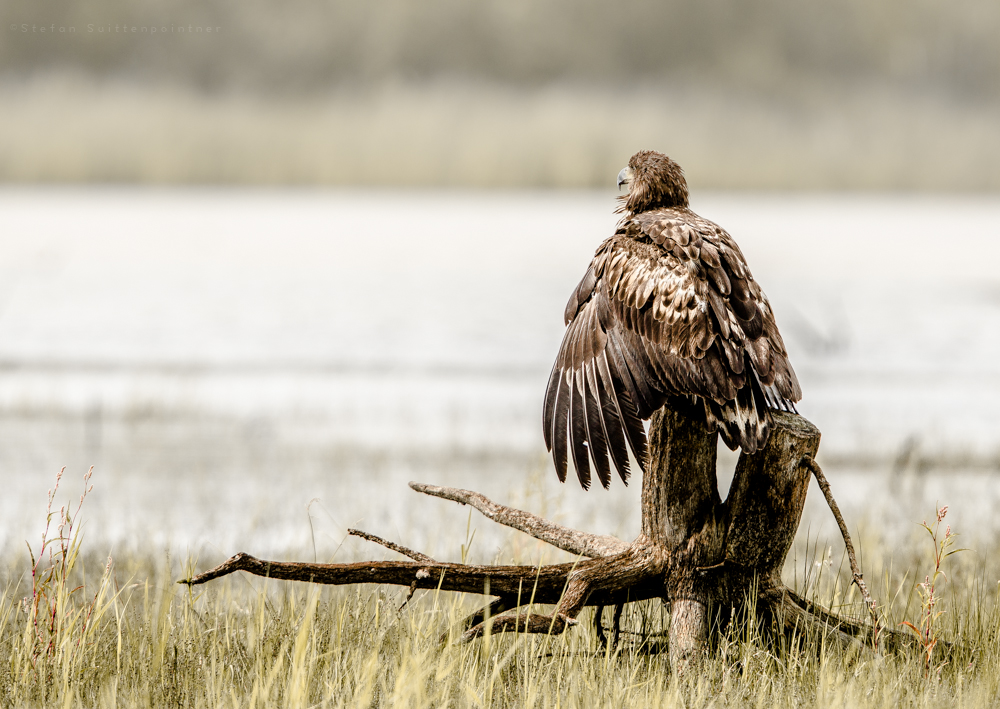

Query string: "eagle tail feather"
[[706, 359, 772, 453], [764, 383, 797, 413]]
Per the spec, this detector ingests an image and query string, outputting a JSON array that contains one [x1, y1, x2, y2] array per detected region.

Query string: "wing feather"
[[594, 351, 631, 484], [542, 362, 560, 451], [568, 369, 592, 489], [603, 334, 648, 464], [583, 363, 613, 488], [564, 267, 597, 325], [610, 325, 660, 417], [552, 370, 570, 482]]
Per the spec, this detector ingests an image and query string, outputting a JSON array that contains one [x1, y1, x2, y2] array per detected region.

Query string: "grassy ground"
[[3, 476, 1000, 707]]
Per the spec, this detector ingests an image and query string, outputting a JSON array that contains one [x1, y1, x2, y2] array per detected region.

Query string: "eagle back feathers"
[[545, 202, 801, 490]]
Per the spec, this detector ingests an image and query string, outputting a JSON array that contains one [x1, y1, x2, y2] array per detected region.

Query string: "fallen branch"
[[179, 548, 667, 611], [181, 410, 906, 670], [183, 552, 564, 602]]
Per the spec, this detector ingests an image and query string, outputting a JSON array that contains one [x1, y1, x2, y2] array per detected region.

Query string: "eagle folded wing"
[[543, 211, 801, 489]]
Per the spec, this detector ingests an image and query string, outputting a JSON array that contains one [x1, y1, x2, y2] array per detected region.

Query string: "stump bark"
[[182, 406, 901, 672]]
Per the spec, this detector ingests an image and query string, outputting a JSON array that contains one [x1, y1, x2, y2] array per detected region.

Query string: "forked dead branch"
[[181, 406, 910, 672]]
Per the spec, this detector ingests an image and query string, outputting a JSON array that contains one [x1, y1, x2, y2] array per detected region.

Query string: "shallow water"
[[1, 189, 999, 564]]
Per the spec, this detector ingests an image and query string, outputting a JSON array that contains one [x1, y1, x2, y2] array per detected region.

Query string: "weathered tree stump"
[[182, 406, 905, 673]]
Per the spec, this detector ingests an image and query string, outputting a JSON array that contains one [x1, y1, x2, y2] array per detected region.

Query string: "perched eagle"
[[543, 150, 801, 489]]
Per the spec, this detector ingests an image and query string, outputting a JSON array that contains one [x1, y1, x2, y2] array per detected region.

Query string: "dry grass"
[[3, 472, 1000, 707]]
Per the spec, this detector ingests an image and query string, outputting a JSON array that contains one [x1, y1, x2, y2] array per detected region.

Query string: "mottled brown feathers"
[[544, 150, 801, 489]]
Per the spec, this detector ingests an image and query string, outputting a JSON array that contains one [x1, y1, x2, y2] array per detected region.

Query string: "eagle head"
[[616, 150, 689, 216]]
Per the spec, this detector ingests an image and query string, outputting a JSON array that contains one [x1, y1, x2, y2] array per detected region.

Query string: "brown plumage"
[[543, 150, 801, 490]]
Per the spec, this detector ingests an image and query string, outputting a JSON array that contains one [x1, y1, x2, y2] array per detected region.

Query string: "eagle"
[[542, 150, 801, 489]]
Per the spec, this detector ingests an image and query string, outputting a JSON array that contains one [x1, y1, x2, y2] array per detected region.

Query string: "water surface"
[[2, 189, 999, 563]]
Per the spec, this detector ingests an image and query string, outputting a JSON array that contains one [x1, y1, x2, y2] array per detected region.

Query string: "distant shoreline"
[[1, 76, 998, 190]]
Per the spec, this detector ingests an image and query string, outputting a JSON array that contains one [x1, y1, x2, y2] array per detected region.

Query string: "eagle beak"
[[617, 166, 633, 190]]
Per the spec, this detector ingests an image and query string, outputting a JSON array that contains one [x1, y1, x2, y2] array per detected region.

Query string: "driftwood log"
[[182, 405, 906, 673]]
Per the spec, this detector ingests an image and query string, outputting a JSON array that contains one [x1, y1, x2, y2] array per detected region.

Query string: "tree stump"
[[182, 406, 901, 672]]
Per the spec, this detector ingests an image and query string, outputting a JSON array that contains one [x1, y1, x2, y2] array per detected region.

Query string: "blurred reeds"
[[4, 0, 998, 95], [2, 76, 999, 189], [1, 0, 998, 188]]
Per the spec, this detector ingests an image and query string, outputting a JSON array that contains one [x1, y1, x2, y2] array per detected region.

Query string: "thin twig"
[[802, 456, 881, 639], [347, 528, 435, 564]]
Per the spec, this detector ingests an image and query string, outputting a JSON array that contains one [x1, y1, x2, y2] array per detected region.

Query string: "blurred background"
[[1, 1, 1000, 569], [3, 0, 1000, 188]]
